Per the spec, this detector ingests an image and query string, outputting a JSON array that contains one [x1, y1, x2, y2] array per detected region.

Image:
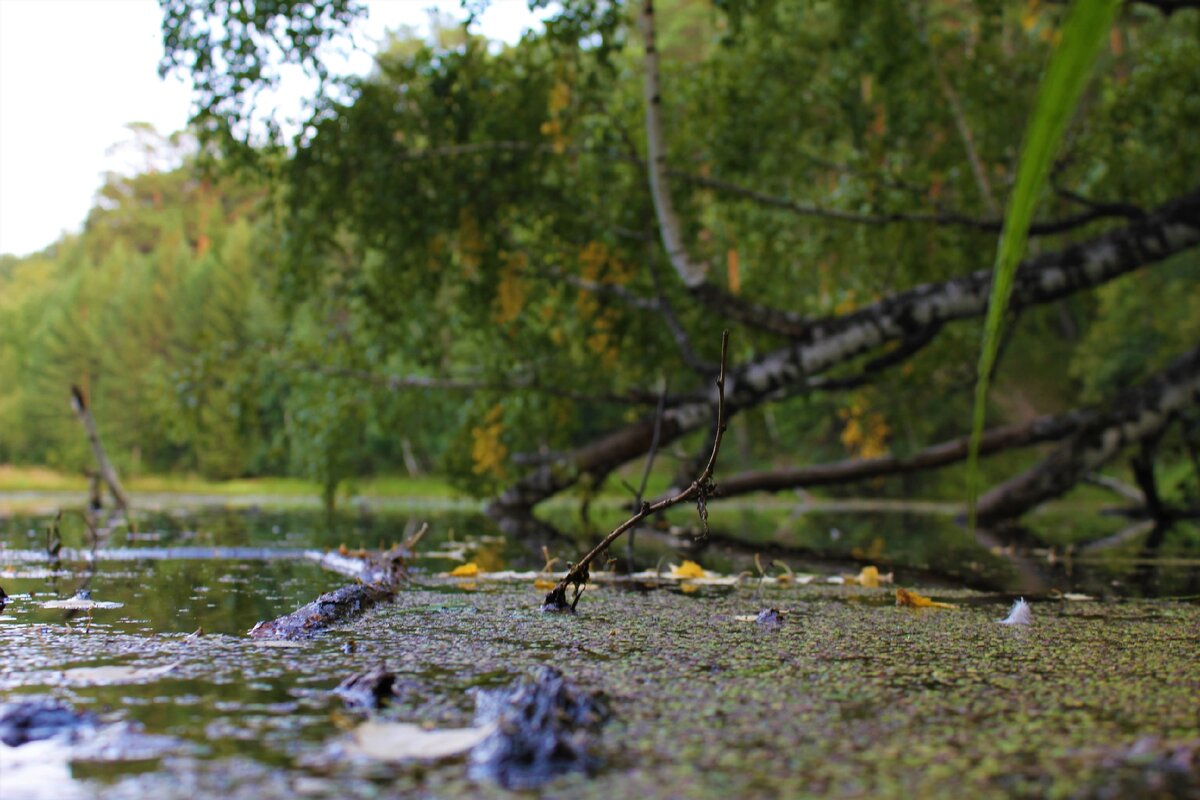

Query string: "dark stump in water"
[[468, 666, 609, 790], [0, 699, 97, 746]]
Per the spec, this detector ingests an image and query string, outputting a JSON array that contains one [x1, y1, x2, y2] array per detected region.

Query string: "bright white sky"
[[0, 0, 550, 257]]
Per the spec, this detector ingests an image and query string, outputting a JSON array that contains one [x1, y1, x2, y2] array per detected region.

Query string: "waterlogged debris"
[[469, 666, 609, 789], [249, 583, 394, 640], [734, 609, 788, 626], [449, 562, 480, 577], [895, 587, 956, 610], [0, 708, 184, 800], [347, 719, 495, 762], [53, 661, 179, 686], [41, 590, 123, 610], [1062, 592, 1095, 601], [334, 666, 398, 710], [999, 598, 1033, 625], [0, 699, 96, 746]]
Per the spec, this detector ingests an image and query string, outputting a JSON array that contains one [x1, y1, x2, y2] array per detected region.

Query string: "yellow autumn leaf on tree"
[[895, 587, 956, 609], [470, 404, 507, 477], [450, 563, 480, 577], [670, 560, 706, 579]]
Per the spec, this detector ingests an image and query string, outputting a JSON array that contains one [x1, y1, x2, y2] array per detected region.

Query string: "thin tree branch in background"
[[626, 375, 670, 569], [295, 362, 690, 407], [1054, 186, 1146, 220], [386, 138, 1138, 242], [69, 386, 130, 514], [713, 409, 1091, 500], [911, 4, 1001, 217], [682, 171, 1133, 237], [542, 331, 729, 613], [1082, 472, 1146, 503], [644, 253, 715, 374], [976, 346, 1200, 526]]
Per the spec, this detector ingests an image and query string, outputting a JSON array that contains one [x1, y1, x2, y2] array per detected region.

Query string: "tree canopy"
[[3, 0, 1198, 524]]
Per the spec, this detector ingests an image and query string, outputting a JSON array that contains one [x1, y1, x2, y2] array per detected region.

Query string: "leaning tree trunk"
[[975, 346, 1200, 526], [489, 188, 1200, 515], [70, 385, 130, 513]]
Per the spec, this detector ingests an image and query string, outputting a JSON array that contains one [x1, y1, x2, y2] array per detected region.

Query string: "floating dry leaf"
[[533, 578, 556, 591], [449, 563, 480, 577], [669, 561, 706, 579], [54, 662, 179, 685], [346, 720, 496, 762], [895, 587, 956, 610]]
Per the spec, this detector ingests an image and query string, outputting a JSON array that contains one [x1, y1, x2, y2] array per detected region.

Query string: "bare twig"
[[542, 331, 730, 613]]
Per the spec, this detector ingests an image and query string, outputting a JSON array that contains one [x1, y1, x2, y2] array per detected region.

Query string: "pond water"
[[1, 504, 1198, 798]]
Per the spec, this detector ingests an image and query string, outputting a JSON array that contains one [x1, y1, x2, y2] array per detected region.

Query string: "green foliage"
[[4, 1, 1198, 506]]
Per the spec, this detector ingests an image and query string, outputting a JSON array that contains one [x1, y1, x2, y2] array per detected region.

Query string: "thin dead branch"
[[542, 331, 730, 613], [69, 386, 129, 514]]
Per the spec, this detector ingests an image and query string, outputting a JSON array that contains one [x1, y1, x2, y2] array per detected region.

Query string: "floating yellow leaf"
[[895, 587, 956, 610], [450, 563, 480, 577], [533, 578, 557, 591], [857, 566, 881, 588], [670, 561, 706, 579], [841, 565, 893, 587], [680, 582, 700, 594]]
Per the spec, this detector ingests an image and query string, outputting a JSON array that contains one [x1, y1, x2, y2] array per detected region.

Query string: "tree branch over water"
[[493, 186, 1200, 514]]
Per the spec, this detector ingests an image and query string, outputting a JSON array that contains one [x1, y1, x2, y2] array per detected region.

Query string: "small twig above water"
[[542, 331, 730, 613]]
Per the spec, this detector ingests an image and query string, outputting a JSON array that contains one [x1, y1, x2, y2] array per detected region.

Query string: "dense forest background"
[[1, 0, 1197, 520]]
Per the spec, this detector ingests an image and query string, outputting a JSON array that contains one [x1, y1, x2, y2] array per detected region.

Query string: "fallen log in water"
[[248, 528, 424, 640], [248, 581, 397, 640]]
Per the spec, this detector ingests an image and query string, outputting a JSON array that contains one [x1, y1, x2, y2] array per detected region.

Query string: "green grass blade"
[[966, 0, 1122, 530]]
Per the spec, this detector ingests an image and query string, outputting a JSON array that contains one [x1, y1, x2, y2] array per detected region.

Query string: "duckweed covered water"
[[1, 507, 1198, 798]]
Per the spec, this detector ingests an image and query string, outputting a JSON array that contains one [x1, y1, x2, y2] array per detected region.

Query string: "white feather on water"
[[999, 598, 1032, 625]]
